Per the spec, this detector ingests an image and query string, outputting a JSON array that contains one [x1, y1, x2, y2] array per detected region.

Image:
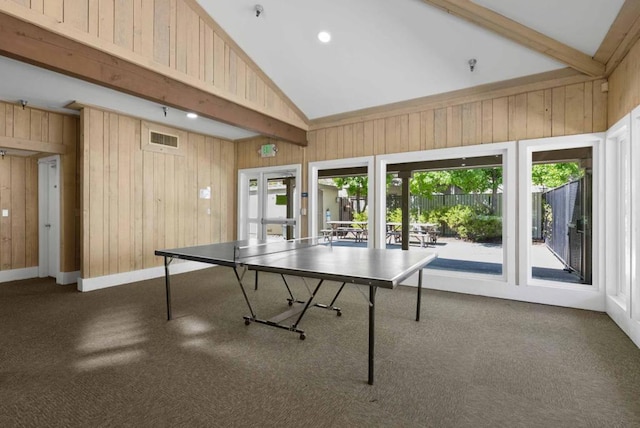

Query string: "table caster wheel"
[[337, 311, 342, 317], [244, 319, 251, 325], [299, 333, 306, 340]]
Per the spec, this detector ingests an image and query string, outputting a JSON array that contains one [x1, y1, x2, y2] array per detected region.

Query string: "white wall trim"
[[59, 271, 81, 285], [399, 270, 604, 311], [622, 104, 640, 348], [604, 116, 631, 322], [77, 260, 213, 292], [632, 105, 640, 334], [0, 267, 39, 283], [431, 270, 603, 310], [629, 321, 640, 348]]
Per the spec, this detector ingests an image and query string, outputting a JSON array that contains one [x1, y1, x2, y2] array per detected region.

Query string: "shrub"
[[386, 208, 403, 223], [353, 210, 368, 222], [466, 215, 502, 241], [418, 206, 449, 226], [442, 204, 501, 242], [387, 205, 501, 242], [443, 205, 475, 239]]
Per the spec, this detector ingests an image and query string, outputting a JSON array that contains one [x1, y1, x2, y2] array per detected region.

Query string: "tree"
[[409, 171, 451, 196], [333, 175, 397, 214], [531, 162, 583, 189], [333, 176, 368, 213], [411, 168, 503, 213], [449, 169, 501, 194]]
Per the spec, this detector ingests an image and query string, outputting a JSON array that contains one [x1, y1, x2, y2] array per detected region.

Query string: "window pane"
[[318, 174, 368, 247], [530, 148, 592, 285], [387, 158, 504, 277]]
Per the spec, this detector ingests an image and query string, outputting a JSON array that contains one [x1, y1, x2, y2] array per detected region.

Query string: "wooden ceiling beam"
[[597, 0, 640, 76], [421, 0, 605, 77], [0, 12, 307, 146], [594, 0, 640, 66]]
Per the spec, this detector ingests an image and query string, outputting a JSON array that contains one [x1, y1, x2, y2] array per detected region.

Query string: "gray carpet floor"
[[1, 267, 639, 427]]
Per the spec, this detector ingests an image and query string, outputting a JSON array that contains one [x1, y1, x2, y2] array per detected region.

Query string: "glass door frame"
[[375, 142, 516, 285], [237, 164, 302, 241], [517, 133, 604, 294], [308, 156, 375, 248]]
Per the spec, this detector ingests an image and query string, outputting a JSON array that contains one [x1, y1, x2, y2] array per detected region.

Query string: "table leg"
[[368, 286, 377, 385], [292, 279, 324, 330], [164, 256, 172, 321], [416, 268, 423, 322], [234, 267, 257, 319]]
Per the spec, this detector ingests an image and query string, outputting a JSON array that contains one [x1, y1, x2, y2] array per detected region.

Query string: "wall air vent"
[[141, 122, 185, 156], [150, 130, 179, 148]]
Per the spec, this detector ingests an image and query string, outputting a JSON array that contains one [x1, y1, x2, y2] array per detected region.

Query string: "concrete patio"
[[330, 236, 583, 284]]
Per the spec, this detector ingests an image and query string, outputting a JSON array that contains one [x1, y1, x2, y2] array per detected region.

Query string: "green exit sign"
[[260, 143, 277, 158]]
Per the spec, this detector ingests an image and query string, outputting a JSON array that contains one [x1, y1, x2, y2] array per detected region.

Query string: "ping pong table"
[[155, 239, 436, 385]]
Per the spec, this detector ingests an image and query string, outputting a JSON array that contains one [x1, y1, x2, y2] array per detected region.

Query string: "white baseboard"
[[400, 270, 605, 312], [77, 260, 214, 292], [606, 296, 640, 349], [59, 271, 80, 285], [630, 320, 640, 348], [0, 267, 39, 283]]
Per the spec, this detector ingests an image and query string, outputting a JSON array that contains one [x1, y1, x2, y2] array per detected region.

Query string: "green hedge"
[[387, 204, 501, 242], [443, 205, 501, 241]]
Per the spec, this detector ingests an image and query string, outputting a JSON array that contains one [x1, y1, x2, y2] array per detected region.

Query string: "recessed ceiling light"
[[186, 112, 198, 119], [318, 31, 331, 43]]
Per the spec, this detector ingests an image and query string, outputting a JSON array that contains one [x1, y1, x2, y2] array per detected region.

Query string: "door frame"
[[308, 156, 375, 248], [237, 164, 302, 240], [38, 154, 61, 283], [375, 142, 519, 294], [516, 133, 604, 312]]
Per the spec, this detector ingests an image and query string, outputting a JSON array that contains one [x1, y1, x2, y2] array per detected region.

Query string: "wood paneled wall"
[[81, 107, 235, 279], [305, 81, 607, 161], [1, 0, 307, 129], [238, 79, 608, 169], [236, 138, 306, 170], [236, 79, 607, 237], [0, 156, 37, 271], [608, 37, 640, 125], [0, 101, 78, 273]]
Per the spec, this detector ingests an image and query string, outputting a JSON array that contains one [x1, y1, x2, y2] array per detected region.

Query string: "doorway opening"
[[238, 165, 301, 241], [308, 157, 374, 248], [530, 148, 593, 284], [38, 155, 60, 282]]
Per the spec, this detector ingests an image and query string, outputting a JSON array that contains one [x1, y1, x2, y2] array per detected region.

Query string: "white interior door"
[[38, 155, 60, 282], [236, 172, 260, 240], [238, 165, 301, 241]]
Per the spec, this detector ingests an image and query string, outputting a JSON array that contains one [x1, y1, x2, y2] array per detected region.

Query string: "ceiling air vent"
[[149, 130, 178, 148]]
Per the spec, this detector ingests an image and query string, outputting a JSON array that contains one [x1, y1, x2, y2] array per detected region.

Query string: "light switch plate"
[[2, 209, 8, 217]]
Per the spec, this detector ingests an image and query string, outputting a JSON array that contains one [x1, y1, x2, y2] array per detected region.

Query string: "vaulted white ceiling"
[[197, 0, 625, 119], [0, 0, 628, 147]]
